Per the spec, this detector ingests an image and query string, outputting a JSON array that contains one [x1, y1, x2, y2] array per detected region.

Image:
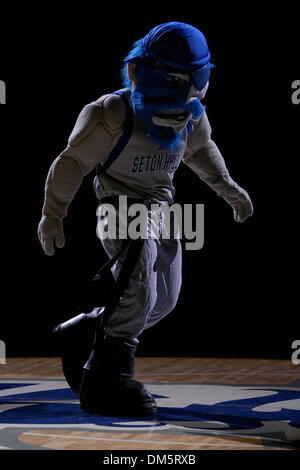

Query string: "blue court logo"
[[0, 380, 299, 443]]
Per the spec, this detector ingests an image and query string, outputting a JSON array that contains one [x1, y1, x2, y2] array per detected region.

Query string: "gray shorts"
[[97, 204, 182, 344]]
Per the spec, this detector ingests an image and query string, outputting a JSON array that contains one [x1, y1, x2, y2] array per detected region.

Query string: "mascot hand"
[[220, 176, 253, 223], [38, 215, 65, 256]]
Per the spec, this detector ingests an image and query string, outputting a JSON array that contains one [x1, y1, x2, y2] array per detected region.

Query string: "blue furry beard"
[[131, 90, 204, 151], [148, 129, 184, 152]]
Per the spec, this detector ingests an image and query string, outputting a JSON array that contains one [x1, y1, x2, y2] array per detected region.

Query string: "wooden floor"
[[0, 357, 299, 451], [2, 356, 298, 384]]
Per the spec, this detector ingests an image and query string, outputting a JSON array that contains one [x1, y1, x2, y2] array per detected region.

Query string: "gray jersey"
[[93, 89, 189, 203], [41, 88, 230, 219]]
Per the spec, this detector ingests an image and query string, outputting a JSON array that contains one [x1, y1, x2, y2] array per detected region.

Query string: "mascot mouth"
[[154, 109, 189, 121]]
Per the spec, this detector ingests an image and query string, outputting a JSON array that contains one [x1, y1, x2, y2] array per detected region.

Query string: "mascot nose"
[[186, 82, 209, 103]]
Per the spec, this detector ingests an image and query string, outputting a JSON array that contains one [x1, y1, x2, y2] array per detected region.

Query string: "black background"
[[0, 4, 299, 359]]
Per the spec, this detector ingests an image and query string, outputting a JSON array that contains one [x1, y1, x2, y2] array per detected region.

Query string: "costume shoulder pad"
[[68, 93, 126, 146], [68, 101, 103, 146], [101, 92, 126, 131], [188, 110, 212, 148]]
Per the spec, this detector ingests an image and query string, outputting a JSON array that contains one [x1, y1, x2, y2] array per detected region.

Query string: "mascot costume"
[[38, 22, 253, 417]]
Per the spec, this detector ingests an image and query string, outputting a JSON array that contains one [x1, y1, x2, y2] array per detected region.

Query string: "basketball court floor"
[[0, 357, 299, 451]]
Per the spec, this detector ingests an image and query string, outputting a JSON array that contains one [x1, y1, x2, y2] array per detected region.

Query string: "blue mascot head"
[[122, 22, 214, 151]]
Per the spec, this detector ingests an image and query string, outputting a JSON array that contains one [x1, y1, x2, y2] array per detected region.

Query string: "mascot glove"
[[38, 215, 65, 256], [220, 176, 253, 223]]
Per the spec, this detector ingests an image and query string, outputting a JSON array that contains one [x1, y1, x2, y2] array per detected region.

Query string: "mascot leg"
[[79, 236, 157, 417]]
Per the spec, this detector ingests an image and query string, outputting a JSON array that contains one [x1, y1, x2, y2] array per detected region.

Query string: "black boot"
[[79, 337, 157, 417]]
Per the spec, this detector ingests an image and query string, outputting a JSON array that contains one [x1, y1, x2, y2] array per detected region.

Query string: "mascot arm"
[[41, 94, 126, 220], [183, 112, 253, 222], [183, 111, 231, 194]]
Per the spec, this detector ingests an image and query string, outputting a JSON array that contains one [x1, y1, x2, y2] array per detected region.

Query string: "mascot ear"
[[127, 63, 137, 85]]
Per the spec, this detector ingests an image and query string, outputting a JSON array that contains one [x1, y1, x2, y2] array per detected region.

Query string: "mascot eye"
[[165, 76, 185, 88]]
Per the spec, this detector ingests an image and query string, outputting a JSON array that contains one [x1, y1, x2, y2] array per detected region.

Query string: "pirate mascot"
[[38, 22, 253, 416]]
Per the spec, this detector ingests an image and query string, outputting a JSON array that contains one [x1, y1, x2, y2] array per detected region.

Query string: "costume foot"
[[79, 368, 157, 417]]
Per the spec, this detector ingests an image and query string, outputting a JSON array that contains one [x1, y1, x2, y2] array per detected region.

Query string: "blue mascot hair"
[[121, 39, 144, 88]]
